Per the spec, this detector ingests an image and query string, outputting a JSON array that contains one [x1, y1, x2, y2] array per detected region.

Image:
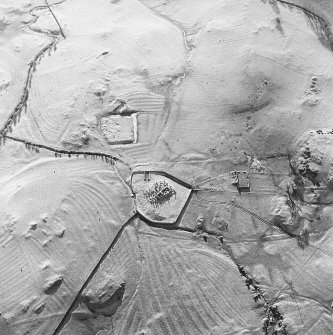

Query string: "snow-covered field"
[[1, 0, 333, 334]]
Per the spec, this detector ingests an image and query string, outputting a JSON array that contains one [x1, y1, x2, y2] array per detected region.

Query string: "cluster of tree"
[[0, 40, 57, 138], [263, 305, 288, 335], [237, 264, 288, 334]]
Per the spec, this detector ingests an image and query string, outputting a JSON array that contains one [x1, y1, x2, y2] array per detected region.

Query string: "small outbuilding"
[[231, 171, 250, 193]]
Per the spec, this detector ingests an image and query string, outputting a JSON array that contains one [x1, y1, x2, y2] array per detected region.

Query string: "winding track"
[[45, 0, 66, 39]]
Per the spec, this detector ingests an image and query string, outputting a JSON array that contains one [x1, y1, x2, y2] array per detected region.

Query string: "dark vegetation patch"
[[44, 276, 63, 295], [265, 1, 333, 51], [275, 17, 284, 34], [83, 283, 125, 317]]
